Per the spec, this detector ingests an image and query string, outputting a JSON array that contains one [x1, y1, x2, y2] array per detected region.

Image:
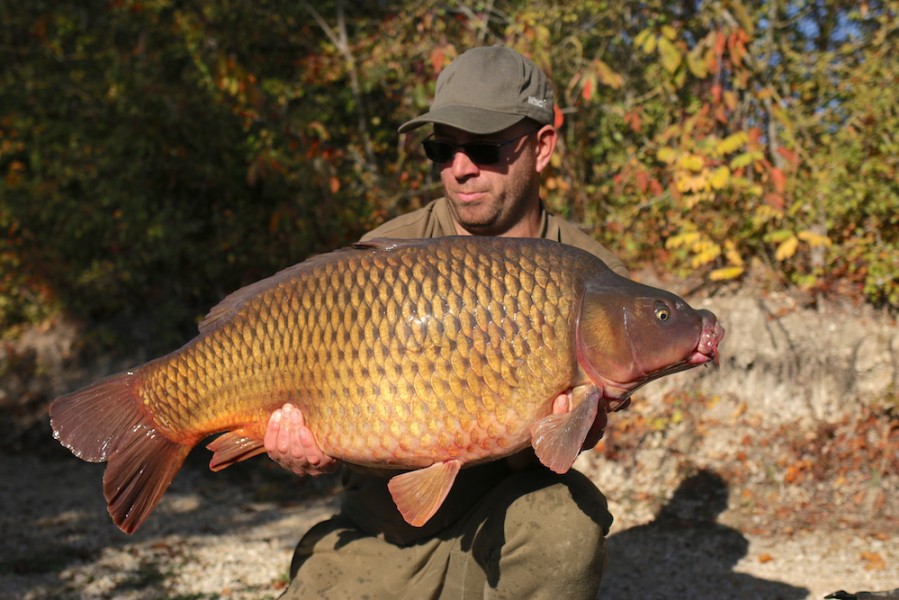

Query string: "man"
[[266, 45, 628, 599]]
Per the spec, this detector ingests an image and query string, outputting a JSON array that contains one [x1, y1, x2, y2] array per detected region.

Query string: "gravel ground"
[[1, 443, 895, 600]]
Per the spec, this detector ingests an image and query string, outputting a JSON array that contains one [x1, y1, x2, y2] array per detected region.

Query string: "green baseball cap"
[[398, 45, 554, 135]]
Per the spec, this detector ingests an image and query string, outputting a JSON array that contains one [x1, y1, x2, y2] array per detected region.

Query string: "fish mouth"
[[693, 310, 725, 367]]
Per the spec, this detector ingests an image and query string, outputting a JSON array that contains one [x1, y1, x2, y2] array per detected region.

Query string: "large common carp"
[[50, 236, 724, 533]]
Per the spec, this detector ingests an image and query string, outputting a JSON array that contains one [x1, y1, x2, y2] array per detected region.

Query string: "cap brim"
[[398, 106, 526, 135]]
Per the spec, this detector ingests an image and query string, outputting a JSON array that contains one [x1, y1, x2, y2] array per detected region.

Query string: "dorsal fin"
[[199, 238, 433, 334]]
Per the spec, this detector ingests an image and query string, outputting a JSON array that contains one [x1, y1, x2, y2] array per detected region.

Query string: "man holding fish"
[[264, 45, 698, 599]]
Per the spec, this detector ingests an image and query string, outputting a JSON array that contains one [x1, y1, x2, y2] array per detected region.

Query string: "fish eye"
[[654, 302, 671, 321]]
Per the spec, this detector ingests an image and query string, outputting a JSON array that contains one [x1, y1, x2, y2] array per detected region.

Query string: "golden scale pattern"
[[139, 238, 593, 466]]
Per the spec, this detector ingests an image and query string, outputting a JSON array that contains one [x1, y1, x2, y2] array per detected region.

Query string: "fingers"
[[286, 405, 308, 459], [264, 405, 286, 454], [552, 392, 571, 415], [264, 403, 338, 476]]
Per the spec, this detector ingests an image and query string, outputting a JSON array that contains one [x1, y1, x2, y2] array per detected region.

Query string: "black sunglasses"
[[422, 128, 540, 165]]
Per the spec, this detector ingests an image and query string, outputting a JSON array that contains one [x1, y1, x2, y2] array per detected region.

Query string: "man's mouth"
[[454, 190, 487, 203]]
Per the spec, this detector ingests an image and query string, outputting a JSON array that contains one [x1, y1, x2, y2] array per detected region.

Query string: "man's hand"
[[264, 403, 339, 476]]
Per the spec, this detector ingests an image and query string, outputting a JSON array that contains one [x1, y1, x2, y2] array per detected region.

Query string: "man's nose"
[[448, 150, 480, 177]]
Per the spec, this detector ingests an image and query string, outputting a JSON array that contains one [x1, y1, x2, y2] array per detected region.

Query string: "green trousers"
[[279, 463, 613, 599]]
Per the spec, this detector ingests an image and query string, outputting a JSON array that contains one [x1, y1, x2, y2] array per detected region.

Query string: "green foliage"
[[1, 0, 896, 348]]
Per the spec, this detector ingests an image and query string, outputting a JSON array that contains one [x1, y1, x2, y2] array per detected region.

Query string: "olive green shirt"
[[361, 197, 629, 278]]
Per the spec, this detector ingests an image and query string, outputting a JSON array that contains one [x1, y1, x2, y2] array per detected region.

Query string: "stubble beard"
[[447, 194, 509, 236]]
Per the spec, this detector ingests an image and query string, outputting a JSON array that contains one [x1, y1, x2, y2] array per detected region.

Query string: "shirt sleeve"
[[549, 216, 630, 278]]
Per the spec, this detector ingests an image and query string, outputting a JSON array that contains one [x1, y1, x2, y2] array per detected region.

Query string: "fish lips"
[[692, 309, 725, 367]]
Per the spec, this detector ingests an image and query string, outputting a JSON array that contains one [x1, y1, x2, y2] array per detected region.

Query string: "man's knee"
[[504, 468, 610, 552], [470, 468, 612, 596]]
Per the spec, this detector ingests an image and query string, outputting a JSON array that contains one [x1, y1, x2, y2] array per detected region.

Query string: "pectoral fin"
[[387, 459, 462, 527], [530, 388, 600, 473]]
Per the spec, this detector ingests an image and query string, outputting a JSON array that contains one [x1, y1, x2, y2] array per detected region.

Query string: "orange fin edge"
[[530, 388, 600, 474], [206, 427, 266, 471], [387, 459, 462, 527], [105, 427, 193, 534]]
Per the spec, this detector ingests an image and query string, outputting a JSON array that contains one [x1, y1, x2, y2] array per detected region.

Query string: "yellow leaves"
[[774, 235, 799, 261], [690, 239, 721, 268], [753, 204, 782, 225], [635, 27, 684, 74], [723, 90, 739, 111], [657, 130, 752, 197], [686, 45, 709, 78], [767, 229, 831, 261], [798, 230, 832, 248], [730, 150, 764, 170], [665, 231, 722, 269], [710, 266, 745, 281], [709, 166, 731, 190], [594, 60, 624, 89], [634, 29, 657, 54], [710, 240, 744, 280], [723, 240, 744, 267], [666, 231, 702, 250], [656, 147, 678, 164], [678, 153, 705, 172], [658, 146, 738, 198], [658, 37, 682, 73], [766, 229, 798, 262], [675, 173, 708, 196], [717, 132, 748, 155], [637, 25, 726, 82]]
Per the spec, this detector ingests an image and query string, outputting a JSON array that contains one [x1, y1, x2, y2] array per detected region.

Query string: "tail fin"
[[49, 372, 193, 534]]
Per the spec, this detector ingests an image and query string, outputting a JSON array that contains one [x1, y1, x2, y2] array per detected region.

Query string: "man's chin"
[[449, 207, 500, 234]]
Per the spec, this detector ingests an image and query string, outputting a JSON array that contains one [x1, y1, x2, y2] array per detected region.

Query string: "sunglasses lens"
[[422, 140, 502, 165], [423, 140, 454, 163], [463, 144, 499, 165]]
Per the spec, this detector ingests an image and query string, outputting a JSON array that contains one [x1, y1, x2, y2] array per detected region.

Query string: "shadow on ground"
[[599, 469, 809, 599], [0, 439, 341, 599]]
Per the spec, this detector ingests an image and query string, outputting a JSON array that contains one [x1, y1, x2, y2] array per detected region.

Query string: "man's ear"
[[534, 125, 558, 173]]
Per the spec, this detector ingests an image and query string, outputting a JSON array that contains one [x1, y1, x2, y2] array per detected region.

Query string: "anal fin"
[[387, 460, 462, 527], [206, 427, 266, 471]]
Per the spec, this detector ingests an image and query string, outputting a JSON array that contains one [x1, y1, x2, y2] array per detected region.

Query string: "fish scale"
[[49, 235, 724, 533]]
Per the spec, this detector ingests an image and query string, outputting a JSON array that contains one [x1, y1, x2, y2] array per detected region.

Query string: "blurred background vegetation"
[[1, 0, 896, 352]]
